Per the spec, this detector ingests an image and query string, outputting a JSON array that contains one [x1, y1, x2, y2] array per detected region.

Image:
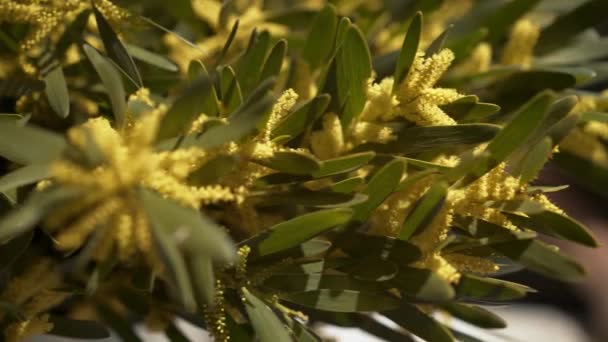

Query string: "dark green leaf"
[[218, 65, 243, 114], [271, 94, 330, 141], [256, 151, 321, 175], [93, 6, 142, 87], [302, 4, 338, 70], [251, 208, 352, 257], [125, 44, 178, 72], [0, 117, 65, 165], [400, 181, 448, 240], [252, 188, 367, 208], [390, 267, 455, 301], [0, 78, 44, 97], [83, 44, 127, 128], [312, 152, 375, 178], [260, 40, 286, 82], [263, 274, 382, 293], [242, 288, 292, 342], [503, 211, 597, 247], [352, 159, 405, 221], [492, 239, 585, 282], [456, 274, 532, 301], [48, 316, 110, 339], [43, 65, 70, 118], [384, 303, 454, 342], [236, 30, 271, 95], [393, 12, 421, 92], [188, 154, 237, 186], [426, 25, 451, 56], [440, 303, 506, 329], [339, 233, 421, 265], [0, 163, 50, 193]]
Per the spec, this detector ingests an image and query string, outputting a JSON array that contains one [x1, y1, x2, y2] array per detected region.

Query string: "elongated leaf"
[[332, 24, 372, 127], [312, 152, 375, 178], [518, 137, 553, 183], [352, 159, 405, 221], [482, 0, 541, 44], [260, 40, 286, 82], [83, 44, 127, 128], [236, 30, 271, 95], [0, 187, 78, 243], [256, 151, 321, 175], [0, 117, 66, 165], [384, 303, 454, 342], [331, 177, 364, 193], [252, 188, 367, 208], [0, 163, 50, 193], [282, 289, 399, 313], [390, 267, 455, 301], [426, 25, 451, 56], [263, 274, 382, 293], [490, 71, 572, 111], [218, 65, 243, 114], [302, 4, 338, 70], [43, 65, 70, 118], [271, 94, 331, 141], [440, 303, 506, 329], [339, 233, 421, 265], [251, 208, 352, 257], [125, 44, 178, 72], [492, 239, 585, 282], [93, 6, 142, 87], [456, 274, 532, 301], [503, 211, 597, 247], [242, 288, 292, 342], [355, 124, 499, 154], [187, 255, 215, 305], [400, 181, 448, 240], [393, 12, 421, 92], [536, 0, 608, 54], [188, 154, 237, 186]]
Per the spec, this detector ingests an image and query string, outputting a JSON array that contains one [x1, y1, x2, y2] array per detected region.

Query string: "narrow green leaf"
[[393, 12, 422, 92], [252, 188, 367, 208], [93, 6, 142, 87], [302, 4, 338, 70], [271, 94, 331, 141], [218, 65, 243, 114], [339, 233, 421, 265], [253, 208, 353, 257], [125, 44, 178, 72], [0, 117, 65, 165], [188, 154, 237, 186], [263, 274, 382, 293], [440, 303, 506, 329], [426, 25, 452, 56], [456, 274, 533, 301], [0, 163, 50, 193], [236, 30, 271, 95], [283, 289, 399, 313], [218, 19, 239, 64], [312, 152, 375, 178], [492, 239, 586, 282], [242, 288, 292, 342], [518, 137, 553, 183], [43, 65, 70, 118], [400, 181, 448, 240], [260, 40, 286, 82], [256, 151, 321, 175], [384, 303, 454, 342], [390, 267, 455, 301], [503, 211, 597, 247], [83, 44, 127, 128], [187, 255, 215, 305], [331, 177, 364, 193], [352, 159, 405, 221]]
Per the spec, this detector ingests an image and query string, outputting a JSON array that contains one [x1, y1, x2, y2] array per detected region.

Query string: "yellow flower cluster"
[[43, 90, 245, 265], [1, 259, 69, 342]]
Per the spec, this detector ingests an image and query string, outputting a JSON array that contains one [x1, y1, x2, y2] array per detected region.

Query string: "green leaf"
[[252, 188, 367, 208], [441, 96, 500, 123], [456, 274, 532, 301], [331, 177, 364, 193], [426, 25, 451, 56], [0, 187, 78, 243], [492, 239, 585, 282], [393, 12, 421, 92], [251, 208, 353, 257], [352, 159, 405, 221], [125, 44, 179, 72], [384, 303, 454, 342], [356, 124, 499, 154], [260, 39, 287, 82], [217, 19, 239, 64], [447, 28, 488, 62], [43, 65, 70, 118], [0, 163, 50, 193], [48, 316, 110, 339], [503, 211, 597, 247], [93, 6, 142, 87], [554, 151, 608, 197], [312, 152, 375, 178], [242, 288, 292, 342], [536, 0, 608, 54], [271, 94, 331, 141], [236, 30, 271, 96], [339, 233, 422, 265], [188, 154, 237, 186], [83, 44, 127, 128], [0, 117, 66, 165], [256, 151, 321, 175], [283, 289, 400, 313], [218, 65, 243, 114], [390, 267, 454, 301], [333, 24, 372, 128], [302, 4, 338, 70], [481, 0, 541, 44], [400, 181, 448, 240], [157, 62, 219, 140], [490, 71, 573, 111], [440, 303, 506, 329], [187, 255, 215, 305]]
